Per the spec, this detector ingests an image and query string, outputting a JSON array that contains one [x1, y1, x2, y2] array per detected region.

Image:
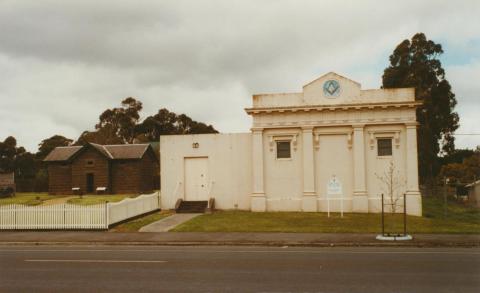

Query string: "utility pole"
[[444, 177, 448, 218]]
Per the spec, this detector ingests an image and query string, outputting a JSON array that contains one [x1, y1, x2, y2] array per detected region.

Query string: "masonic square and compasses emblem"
[[323, 80, 340, 97]]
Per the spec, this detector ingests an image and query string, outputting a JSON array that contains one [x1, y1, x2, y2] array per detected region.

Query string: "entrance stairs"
[[176, 200, 208, 213]]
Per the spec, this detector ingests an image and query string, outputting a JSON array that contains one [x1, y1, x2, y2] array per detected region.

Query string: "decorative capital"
[[352, 123, 365, 129], [251, 127, 264, 134], [405, 122, 419, 128]]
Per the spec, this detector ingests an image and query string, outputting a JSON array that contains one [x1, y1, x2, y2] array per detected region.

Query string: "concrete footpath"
[[0, 232, 479, 247], [139, 213, 201, 232]]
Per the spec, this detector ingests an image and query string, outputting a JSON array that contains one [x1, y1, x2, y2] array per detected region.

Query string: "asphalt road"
[[0, 245, 479, 293]]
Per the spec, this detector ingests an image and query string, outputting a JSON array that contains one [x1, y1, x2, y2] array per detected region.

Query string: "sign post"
[[326, 175, 343, 218]]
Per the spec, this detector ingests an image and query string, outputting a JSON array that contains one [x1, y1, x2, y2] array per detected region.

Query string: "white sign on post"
[[326, 175, 344, 218], [327, 176, 342, 195]]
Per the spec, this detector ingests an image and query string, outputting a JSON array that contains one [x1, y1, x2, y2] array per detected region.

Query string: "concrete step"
[[176, 200, 208, 213]]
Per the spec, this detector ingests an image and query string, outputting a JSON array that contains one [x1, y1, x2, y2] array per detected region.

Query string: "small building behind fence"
[[0, 171, 15, 197], [44, 143, 159, 195]]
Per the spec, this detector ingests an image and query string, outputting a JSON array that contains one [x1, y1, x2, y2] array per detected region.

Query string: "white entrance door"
[[184, 157, 209, 201]]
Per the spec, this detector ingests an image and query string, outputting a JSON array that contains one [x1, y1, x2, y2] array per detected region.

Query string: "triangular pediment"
[[302, 72, 361, 105], [303, 72, 360, 88]]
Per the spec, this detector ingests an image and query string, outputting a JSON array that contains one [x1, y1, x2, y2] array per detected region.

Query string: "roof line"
[[140, 144, 150, 158], [88, 142, 113, 159], [303, 72, 361, 88], [103, 143, 151, 147], [102, 145, 114, 159]]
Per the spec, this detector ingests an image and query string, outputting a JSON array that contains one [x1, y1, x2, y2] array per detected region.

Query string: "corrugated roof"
[[43, 143, 153, 162], [43, 146, 83, 162], [90, 143, 113, 159], [104, 144, 149, 159]]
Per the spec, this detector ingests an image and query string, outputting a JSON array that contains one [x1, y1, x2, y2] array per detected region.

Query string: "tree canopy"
[[135, 108, 218, 142], [0, 136, 17, 172], [0, 136, 36, 179], [77, 98, 218, 145], [37, 135, 73, 160], [382, 33, 459, 185], [78, 97, 143, 145], [441, 148, 480, 184]]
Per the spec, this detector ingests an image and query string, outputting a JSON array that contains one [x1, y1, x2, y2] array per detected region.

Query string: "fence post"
[[105, 201, 109, 230], [403, 193, 407, 236], [381, 193, 384, 236]]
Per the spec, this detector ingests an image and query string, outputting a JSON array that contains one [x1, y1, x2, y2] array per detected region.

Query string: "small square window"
[[377, 138, 392, 156], [276, 141, 291, 159], [86, 160, 95, 166]]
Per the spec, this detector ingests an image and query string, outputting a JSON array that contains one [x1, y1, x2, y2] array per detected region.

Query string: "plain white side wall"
[[160, 133, 252, 210]]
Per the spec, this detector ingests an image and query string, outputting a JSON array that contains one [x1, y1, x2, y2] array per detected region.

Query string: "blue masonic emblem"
[[323, 80, 340, 97]]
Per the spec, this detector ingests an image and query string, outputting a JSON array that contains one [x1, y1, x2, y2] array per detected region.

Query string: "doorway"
[[184, 157, 208, 201], [86, 173, 94, 193]]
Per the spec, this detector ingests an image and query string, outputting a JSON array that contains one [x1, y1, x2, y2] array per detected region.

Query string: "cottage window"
[[276, 141, 291, 159], [377, 138, 392, 156], [86, 160, 95, 166]]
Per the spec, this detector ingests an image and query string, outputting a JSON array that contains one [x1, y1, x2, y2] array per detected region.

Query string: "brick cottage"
[[44, 143, 159, 195]]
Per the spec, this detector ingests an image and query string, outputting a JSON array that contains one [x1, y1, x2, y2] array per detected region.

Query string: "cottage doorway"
[[184, 157, 208, 201], [86, 173, 94, 193]]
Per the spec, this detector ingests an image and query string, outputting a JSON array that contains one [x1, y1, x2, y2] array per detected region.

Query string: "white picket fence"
[[0, 192, 160, 230], [108, 193, 160, 225]]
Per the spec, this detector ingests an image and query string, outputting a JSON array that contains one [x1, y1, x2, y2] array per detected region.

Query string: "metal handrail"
[[173, 181, 183, 200], [207, 181, 215, 198]]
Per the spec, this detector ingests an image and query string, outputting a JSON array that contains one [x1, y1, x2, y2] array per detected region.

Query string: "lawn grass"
[[172, 196, 480, 234], [67, 194, 138, 205], [0, 193, 141, 206], [110, 210, 173, 232], [0, 192, 65, 206]]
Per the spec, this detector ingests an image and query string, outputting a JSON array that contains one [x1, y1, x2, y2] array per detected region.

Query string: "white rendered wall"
[[315, 132, 354, 212], [160, 72, 422, 215], [263, 129, 303, 211], [160, 133, 252, 210], [364, 125, 407, 213]]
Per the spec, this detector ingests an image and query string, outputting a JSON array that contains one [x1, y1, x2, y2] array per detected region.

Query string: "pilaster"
[[251, 128, 266, 212], [405, 122, 422, 216], [301, 127, 317, 212], [352, 124, 368, 212]]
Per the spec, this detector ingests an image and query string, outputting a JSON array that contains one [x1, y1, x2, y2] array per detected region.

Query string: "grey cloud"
[[0, 0, 478, 151]]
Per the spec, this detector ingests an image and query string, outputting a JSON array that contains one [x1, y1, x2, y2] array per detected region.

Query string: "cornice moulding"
[[245, 101, 422, 115]]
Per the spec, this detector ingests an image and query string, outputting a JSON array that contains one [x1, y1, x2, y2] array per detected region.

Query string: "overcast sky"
[[0, 0, 479, 152]]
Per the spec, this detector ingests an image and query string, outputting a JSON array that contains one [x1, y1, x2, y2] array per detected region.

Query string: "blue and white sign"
[[327, 175, 342, 195]]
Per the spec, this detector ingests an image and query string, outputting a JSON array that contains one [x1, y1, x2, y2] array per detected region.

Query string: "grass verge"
[[67, 194, 138, 205], [0, 193, 65, 206], [172, 196, 480, 234], [110, 210, 173, 232]]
